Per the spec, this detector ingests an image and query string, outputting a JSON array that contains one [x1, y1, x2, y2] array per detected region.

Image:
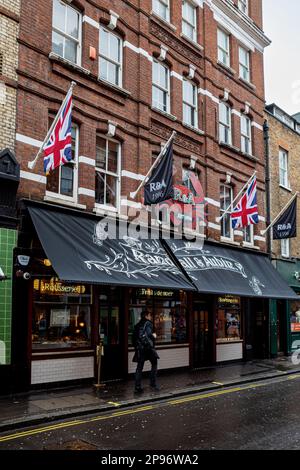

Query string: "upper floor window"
[[241, 114, 252, 155], [281, 239, 290, 258], [52, 0, 81, 65], [220, 184, 233, 239], [99, 27, 122, 87], [219, 102, 232, 145], [238, 0, 248, 15], [152, 60, 170, 113], [217, 29, 230, 67], [279, 148, 289, 188], [182, 169, 198, 196], [95, 136, 121, 211], [183, 79, 198, 128], [239, 46, 250, 82], [46, 124, 79, 199], [182, 0, 197, 42], [153, 0, 170, 22]]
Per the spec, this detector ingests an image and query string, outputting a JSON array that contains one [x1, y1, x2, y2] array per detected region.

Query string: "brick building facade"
[[265, 104, 300, 356], [9, 0, 293, 391]]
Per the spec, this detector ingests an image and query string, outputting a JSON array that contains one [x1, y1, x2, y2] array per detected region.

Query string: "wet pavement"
[[0, 356, 299, 432], [1, 372, 300, 450]]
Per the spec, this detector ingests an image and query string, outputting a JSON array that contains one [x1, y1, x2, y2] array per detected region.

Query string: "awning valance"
[[165, 239, 299, 299], [28, 206, 195, 291]]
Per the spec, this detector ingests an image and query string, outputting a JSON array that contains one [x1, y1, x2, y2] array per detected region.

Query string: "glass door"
[[98, 287, 124, 380]]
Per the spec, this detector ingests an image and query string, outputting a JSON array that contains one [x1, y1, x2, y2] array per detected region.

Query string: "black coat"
[[132, 319, 159, 362]]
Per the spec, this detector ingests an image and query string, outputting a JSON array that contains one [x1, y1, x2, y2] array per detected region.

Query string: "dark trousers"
[[135, 353, 158, 389]]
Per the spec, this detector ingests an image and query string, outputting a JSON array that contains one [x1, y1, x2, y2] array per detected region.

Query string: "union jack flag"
[[43, 87, 73, 174], [231, 176, 259, 229]]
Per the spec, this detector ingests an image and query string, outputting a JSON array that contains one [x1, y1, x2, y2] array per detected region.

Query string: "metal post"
[[94, 339, 105, 389]]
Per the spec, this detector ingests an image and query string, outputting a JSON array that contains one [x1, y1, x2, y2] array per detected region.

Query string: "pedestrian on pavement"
[[132, 310, 160, 393]]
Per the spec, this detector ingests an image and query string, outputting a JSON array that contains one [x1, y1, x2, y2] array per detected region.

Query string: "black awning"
[[165, 239, 299, 299], [28, 206, 194, 291]]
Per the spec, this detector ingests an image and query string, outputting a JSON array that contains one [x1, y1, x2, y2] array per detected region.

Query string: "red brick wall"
[[16, 0, 268, 251]]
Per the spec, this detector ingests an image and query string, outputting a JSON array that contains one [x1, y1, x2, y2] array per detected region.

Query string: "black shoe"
[[150, 385, 160, 391], [134, 387, 143, 394]]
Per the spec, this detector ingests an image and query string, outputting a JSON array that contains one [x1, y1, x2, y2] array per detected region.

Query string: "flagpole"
[[260, 191, 299, 236], [130, 131, 176, 200], [216, 170, 257, 223], [28, 81, 76, 170]]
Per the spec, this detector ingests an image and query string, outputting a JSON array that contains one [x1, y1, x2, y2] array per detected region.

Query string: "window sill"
[[220, 236, 240, 246], [44, 193, 86, 210], [182, 122, 204, 135], [150, 11, 177, 32], [240, 151, 259, 162], [242, 241, 260, 250], [151, 106, 177, 121], [93, 204, 128, 220], [97, 77, 131, 98], [279, 184, 292, 193], [219, 141, 240, 154], [49, 52, 91, 76], [238, 76, 256, 90], [217, 60, 236, 76], [180, 33, 204, 51]]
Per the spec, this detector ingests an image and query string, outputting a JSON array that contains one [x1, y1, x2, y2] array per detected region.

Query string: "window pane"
[[53, 0, 65, 32], [183, 1, 195, 24], [46, 167, 60, 193], [159, 64, 168, 89], [106, 174, 117, 207], [66, 7, 79, 39], [110, 34, 120, 63], [153, 85, 166, 111], [52, 31, 64, 57], [182, 21, 194, 40], [100, 28, 109, 56], [99, 58, 108, 81], [107, 61, 118, 85], [60, 164, 74, 196], [96, 137, 106, 169], [95, 172, 105, 204], [64, 38, 77, 63], [108, 141, 118, 174]]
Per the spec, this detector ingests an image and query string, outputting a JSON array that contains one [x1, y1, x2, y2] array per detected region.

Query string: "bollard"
[[94, 340, 105, 389]]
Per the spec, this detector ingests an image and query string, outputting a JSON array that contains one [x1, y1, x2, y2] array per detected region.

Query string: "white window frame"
[[241, 114, 252, 155], [182, 0, 197, 43], [99, 26, 123, 88], [183, 79, 198, 128], [46, 124, 79, 203], [52, 0, 82, 66], [239, 46, 250, 82], [95, 136, 121, 213], [152, 0, 170, 22], [217, 28, 230, 67], [220, 184, 233, 240], [279, 148, 289, 188], [238, 0, 248, 15], [219, 102, 232, 145], [152, 60, 170, 114], [281, 239, 290, 258]]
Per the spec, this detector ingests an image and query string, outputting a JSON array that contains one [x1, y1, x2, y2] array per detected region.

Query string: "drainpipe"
[[263, 119, 272, 259]]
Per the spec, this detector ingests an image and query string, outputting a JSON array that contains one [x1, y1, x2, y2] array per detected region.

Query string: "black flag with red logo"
[[144, 141, 174, 205]]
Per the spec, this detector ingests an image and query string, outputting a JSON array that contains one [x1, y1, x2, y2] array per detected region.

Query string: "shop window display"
[[32, 279, 92, 349], [290, 299, 300, 332], [128, 289, 187, 346], [216, 296, 241, 342]]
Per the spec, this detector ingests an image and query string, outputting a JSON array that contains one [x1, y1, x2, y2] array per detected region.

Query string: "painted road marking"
[[0, 375, 298, 444], [212, 381, 224, 386], [107, 402, 121, 407]]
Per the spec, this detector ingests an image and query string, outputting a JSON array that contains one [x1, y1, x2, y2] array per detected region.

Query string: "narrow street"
[[1, 374, 300, 450]]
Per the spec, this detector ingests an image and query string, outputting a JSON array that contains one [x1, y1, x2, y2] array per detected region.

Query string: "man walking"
[[132, 310, 160, 393]]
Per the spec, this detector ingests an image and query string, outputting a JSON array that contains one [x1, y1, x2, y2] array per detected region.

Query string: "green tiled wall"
[[0, 228, 17, 365]]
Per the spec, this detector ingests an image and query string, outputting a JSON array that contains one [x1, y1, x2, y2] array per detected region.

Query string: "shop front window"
[[32, 279, 92, 350], [290, 299, 300, 332], [216, 296, 241, 343], [128, 289, 188, 346]]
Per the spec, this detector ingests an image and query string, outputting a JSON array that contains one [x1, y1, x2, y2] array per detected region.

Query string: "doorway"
[[277, 300, 286, 355], [98, 287, 124, 381], [193, 299, 213, 367]]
